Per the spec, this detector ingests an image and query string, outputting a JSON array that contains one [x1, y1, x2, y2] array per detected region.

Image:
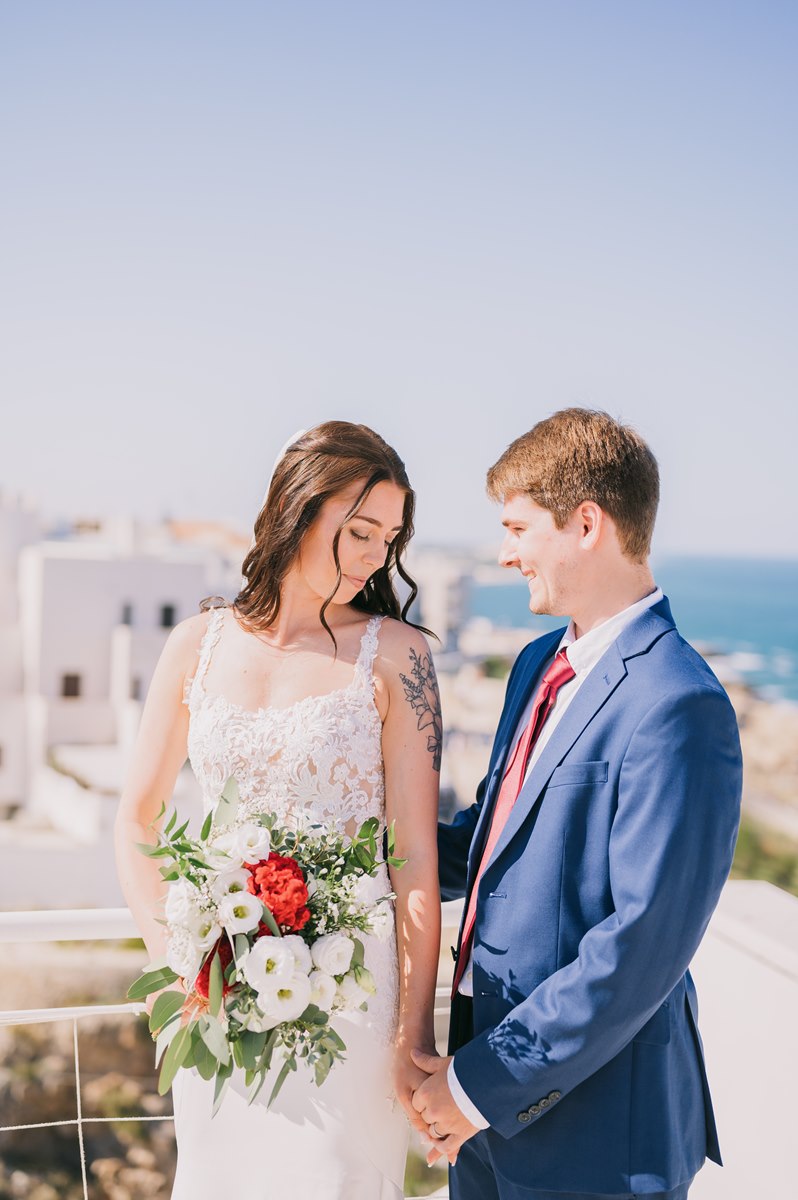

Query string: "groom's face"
[[498, 494, 579, 617]]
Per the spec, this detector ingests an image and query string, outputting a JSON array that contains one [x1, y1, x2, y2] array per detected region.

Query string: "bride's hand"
[[393, 1044, 435, 1135]]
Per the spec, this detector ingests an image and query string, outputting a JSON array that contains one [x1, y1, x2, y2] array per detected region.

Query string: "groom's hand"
[[410, 1048, 479, 1166]]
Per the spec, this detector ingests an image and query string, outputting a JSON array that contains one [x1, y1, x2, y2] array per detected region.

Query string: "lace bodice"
[[184, 607, 387, 836], [183, 607, 397, 1044]]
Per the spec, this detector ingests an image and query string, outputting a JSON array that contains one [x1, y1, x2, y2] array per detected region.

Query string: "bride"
[[114, 421, 442, 1198]]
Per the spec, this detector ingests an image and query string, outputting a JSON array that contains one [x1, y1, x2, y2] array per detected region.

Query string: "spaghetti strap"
[[183, 606, 226, 709]]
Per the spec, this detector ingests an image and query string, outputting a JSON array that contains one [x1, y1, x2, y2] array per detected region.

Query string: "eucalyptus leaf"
[[267, 1055, 294, 1108], [212, 1058, 234, 1117], [199, 1015, 231, 1065], [208, 950, 223, 1017], [200, 810, 213, 841], [148, 990, 186, 1034], [214, 776, 240, 828], [128, 965, 179, 1001], [260, 903, 282, 938], [158, 1023, 193, 1095], [154, 1013, 182, 1066]]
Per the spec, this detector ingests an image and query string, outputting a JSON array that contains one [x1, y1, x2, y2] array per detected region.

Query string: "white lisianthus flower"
[[205, 829, 243, 868], [218, 890, 263, 935], [336, 971, 371, 1010], [243, 937, 295, 993], [164, 878, 203, 926], [308, 970, 337, 1011], [186, 910, 222, 952], [368, 902, 394, 942], [257, 971, 312, 1024], [280, 934, 313, 975], [311, 932, 354, 977], [231, 822, 271, 863], [210, 867, 251, 902], [166, 928, 202, 983]]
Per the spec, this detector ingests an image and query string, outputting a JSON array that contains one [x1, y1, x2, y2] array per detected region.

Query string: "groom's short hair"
[[487, 408, 660, 562]]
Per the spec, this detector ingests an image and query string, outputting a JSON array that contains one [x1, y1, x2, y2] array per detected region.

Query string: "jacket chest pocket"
[[548, 760, 609, 788]]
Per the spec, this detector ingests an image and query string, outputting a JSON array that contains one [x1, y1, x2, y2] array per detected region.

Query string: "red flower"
[[194, 937, 234, 999], [246, 852, 311, 934]]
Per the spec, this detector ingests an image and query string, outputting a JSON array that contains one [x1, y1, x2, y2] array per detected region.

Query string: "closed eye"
[[349, 529, 394, 549]]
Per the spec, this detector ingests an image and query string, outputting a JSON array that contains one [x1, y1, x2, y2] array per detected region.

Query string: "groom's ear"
[[576, 502, 603, 548]]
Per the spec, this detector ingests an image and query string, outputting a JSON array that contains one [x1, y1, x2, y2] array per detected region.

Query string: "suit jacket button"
[[518, 1111, 532, 1123], [530, 1104, 541, 1115], [539, 1097, 550, 1108], [549, 1091, 561, 1102]]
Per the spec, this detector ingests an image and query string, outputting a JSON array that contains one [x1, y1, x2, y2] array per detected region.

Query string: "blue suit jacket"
[[438, 596, 742, 1195]]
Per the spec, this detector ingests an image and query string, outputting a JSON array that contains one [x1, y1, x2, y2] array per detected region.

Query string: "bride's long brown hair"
[[204, 421, 431, 649]]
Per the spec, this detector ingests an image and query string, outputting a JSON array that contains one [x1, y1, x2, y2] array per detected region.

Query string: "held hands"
[[393, 1044, 436, 1136], [410, 1049, 480, 1167]]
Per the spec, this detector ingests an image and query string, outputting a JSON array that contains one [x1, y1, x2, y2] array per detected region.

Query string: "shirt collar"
[[559, 587, 663, 676]]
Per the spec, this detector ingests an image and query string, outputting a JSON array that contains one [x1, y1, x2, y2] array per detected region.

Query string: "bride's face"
[[294, 479, 407, 606]]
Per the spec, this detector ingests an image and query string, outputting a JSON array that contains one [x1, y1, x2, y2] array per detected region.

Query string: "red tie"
[[452, 649, 576, 996]]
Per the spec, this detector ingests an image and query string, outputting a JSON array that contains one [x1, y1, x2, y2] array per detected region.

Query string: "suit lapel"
[[464, 629, 562, 895], [484, 596, 677, 873]]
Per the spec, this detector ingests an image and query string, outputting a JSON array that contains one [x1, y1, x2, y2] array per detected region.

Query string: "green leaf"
[[267, 1055, 295, 1108], [208, 950, 223, 1017], [233, 933, 249, 963], [238, 1030, 269, 1071], [314, 1051, 334, 1087], [158, 1023, 193, 1095], [214, 776, 240, 828], [148, 990, 186, 1034], [128, 965, 179, 1001], [350, 938, 365, 970], [200, 809, 213, 841], [191, 1028, 218, 1081], [299, 1004, 327, 1027], [212, 1058, 234, 1116], [164, 808, 178, 836], [260, 903, 282, 938], [353, 964, 376, 995], [154, 1013, 182, 1066], [199, 1015, 231, 1065]]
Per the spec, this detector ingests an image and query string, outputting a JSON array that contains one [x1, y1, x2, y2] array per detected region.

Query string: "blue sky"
[[1, 2, 796, 557]]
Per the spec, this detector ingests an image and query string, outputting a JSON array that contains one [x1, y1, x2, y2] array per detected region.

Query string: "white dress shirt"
[[447, 587, 663, 1130]]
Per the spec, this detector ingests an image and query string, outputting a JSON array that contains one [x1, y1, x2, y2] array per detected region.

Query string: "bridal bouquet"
[[127, 777, 403, 1114]]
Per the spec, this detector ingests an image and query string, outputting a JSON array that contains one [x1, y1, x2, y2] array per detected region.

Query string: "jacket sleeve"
[[452, 685, 743, 1138]]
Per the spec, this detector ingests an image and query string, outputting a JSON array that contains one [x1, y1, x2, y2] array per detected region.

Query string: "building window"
[[160, 604, 176, 628], [62, 674, 81, 698], [130, 677, 142, 701], [121, 602, 134, 626]]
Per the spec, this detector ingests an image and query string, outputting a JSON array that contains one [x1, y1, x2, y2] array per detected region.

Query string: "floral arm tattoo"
[[399, 648, 442, 772]]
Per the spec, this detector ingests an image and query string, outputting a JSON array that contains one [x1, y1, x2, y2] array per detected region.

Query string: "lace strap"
[[183, 606, 226, 708], [354, 615, 384, 686]]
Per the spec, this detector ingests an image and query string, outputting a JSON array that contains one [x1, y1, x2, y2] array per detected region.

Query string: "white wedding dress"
[[170, 607, 409, 1199]]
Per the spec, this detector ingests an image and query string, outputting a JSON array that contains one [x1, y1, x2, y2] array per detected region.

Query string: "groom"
[[411, 409, 742, 1200]]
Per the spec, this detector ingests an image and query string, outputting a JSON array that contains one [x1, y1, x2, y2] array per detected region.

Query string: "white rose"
[[218, 891, 263, 935], [310, 932, 354, 977], [280, 934, 313, 975], [308, 970, 337, 1011], [210, 867, 251, 902], [232, 822, 271, 863], [335, 972, 371, 1011], [186, 909, 222, 952], [368, 902, 394, 942], [256, 971, 312, 1024], [166, 928, 202, 983], [242, 937, 295, 993], [164, 878, 202, 926]]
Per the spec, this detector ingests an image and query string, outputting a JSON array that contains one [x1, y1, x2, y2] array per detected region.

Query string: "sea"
[[467, 557, 798, 704]]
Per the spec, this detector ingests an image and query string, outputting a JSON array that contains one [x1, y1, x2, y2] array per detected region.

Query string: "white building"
[[0, 499, 247, 907]]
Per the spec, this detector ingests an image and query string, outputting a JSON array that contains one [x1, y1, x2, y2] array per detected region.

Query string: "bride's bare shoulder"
[[373, 616, 438, 680], [161, 606, 225, 673]]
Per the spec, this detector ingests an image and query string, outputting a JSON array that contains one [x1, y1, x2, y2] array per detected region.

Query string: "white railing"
[[0, 906, 458, 1200]]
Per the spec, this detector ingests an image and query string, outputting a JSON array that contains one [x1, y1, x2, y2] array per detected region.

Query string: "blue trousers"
[[449, 1132, 693, 1200]]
